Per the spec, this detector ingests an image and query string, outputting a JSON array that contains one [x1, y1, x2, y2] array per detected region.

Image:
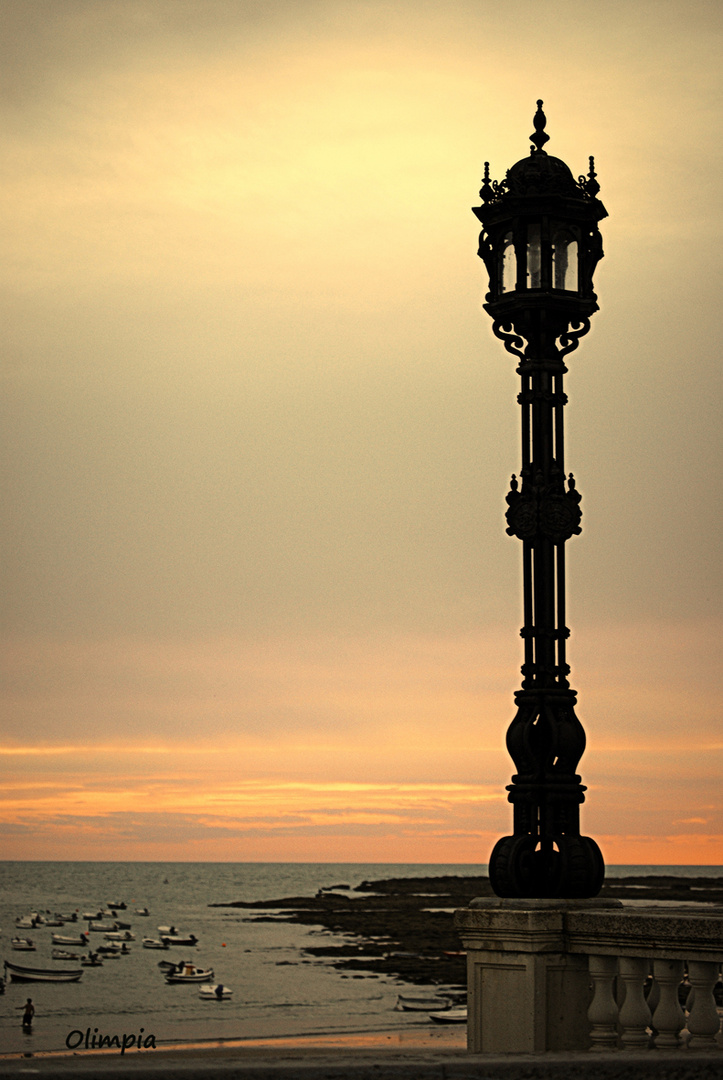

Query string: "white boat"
[[11, 938, 35, 951], [44, 916, 65, 927], [143, 938, 169, 950], [52, 949, 79, 961], [429, 1006, 467, 1024], [199, 984, 232, 1000], [105, 930, 134, 941], [82, 911, 103, 921], [107, 901, 127, 910], [4, 960, 82, 983], [395, 994, 451, 1012], [135, 908, 150, 916], [15, 914, 42, 928], [165, 963, 214, 983], [157, 925, 179, 934], [52, 932, 89, 946], [87, 921, 118, 933]]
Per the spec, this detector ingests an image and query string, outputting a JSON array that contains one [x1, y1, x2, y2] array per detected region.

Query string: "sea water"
[[0, 862, 716, 1055]]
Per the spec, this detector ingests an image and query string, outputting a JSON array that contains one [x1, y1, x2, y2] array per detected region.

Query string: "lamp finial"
[[530, 99, 549, 154]]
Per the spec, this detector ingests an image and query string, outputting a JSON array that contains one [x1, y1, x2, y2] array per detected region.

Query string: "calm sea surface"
[[0, 862, 716, 1055]]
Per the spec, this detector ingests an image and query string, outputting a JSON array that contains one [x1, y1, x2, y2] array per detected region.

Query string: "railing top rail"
[[456, 902, 723, 962]]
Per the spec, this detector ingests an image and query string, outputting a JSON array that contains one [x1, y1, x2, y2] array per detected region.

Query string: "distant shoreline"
[[211, 872, 723, 988]]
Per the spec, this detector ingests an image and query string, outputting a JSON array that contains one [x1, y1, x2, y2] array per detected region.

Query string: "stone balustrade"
[[455, 899, 723, 1055]]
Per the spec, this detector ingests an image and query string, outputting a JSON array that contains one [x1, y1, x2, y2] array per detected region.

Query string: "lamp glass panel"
[[526, 224, 542, 289], [500, 233, 516, 293], [552, 232, 578, 291]]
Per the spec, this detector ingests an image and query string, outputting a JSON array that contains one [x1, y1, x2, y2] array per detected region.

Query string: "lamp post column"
[[474, 102, 606, 898]]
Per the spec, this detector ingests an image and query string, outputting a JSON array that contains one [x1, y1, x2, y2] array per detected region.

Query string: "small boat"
[[80, 954, 103, 967], [110, 920, 132, 930], [82, 911, 103, 921], [52, 932, 89, 946], [165, 963, 214, 983], [4, 960, 82, 983], [52, 949, 79, 961], [87, 922, 118, 933], [105, 930, 134, 941], [199, 984, 232, 1000], [58, 912, 79, 922], [143, 938, 169, 950], [395, 994, 451, 1012], [96, 944, 121, 954], [15, 914, 42, 929], [11, 938, 36, 951], [161, 933, 198, 947], [429, 1006, 467, 1024], [44, 916, 65, 927], [135, 908, 150, 916], [157, 925, 179, 935], [107, 901, 126, 910]]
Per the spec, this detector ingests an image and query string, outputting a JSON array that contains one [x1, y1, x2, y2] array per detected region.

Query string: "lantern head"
[[474, 101, 607, 359]]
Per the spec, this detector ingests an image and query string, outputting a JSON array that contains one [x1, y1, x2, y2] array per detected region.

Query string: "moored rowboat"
[[52, 932, 89, 946], [395, 994, 450, 1012], [4, 960, 82, 983], [429, 1006, 467, 1024], [52, 949, 79, 961]]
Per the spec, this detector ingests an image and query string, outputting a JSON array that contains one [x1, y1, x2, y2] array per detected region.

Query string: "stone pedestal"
[[455, 899, 621, 1053]]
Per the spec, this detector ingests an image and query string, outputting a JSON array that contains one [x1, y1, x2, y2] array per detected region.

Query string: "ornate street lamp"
[[474, 101, 607, 899]]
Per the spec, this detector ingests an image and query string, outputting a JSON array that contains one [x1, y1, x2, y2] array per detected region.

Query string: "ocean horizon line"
[[0, 858, 721, 867]]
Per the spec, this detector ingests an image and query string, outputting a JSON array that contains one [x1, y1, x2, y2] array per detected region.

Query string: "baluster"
[[618, 957, 652, 1050], [644, 973, 660, 1017], [686, 960, 721, 1049], [588, 955, 619, 1050], [651, 958, 685, 1049]]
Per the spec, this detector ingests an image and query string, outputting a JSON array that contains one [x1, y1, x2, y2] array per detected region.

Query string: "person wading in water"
[[20, 998, 35, 1029]]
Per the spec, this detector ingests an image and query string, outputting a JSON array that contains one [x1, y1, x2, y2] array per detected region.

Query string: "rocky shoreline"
[[211, 873, 723, 989]]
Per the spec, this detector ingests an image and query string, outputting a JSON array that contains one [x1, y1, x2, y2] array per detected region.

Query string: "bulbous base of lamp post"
[[487, 687, 605, 899], [489, 832, 604, 899]]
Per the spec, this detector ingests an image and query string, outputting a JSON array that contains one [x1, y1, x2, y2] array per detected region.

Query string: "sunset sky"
[[1, 0, 721, 865]]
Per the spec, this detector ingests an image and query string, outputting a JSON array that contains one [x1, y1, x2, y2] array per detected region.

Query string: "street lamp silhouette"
[[474, 101, 607, 898]]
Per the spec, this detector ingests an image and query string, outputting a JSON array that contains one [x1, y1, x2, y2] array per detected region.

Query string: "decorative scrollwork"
[[492, 320, 527, 361], [506, 472, 582, 544], [557, 318, 591, 358], [577, 155, 600, 197]]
